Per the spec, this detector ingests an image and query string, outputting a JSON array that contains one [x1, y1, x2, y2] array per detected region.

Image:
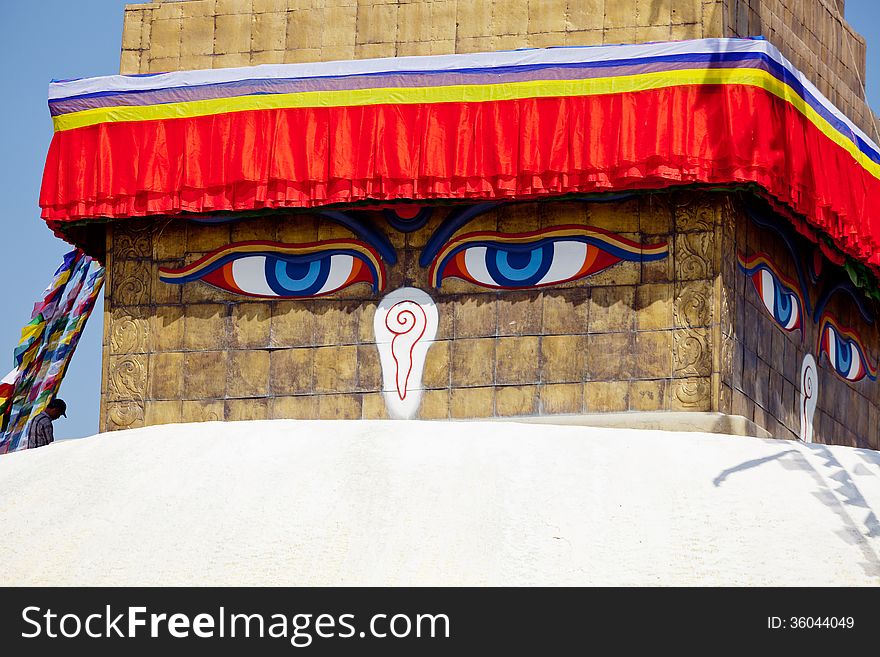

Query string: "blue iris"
[[485, 243, 554, 287], [830, 330, 854, 375], [265, 254, 331, 296], [772, 285, 794, 325]]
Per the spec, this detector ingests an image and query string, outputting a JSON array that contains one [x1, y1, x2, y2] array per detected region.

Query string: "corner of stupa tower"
[[93, 0, 880, 450]]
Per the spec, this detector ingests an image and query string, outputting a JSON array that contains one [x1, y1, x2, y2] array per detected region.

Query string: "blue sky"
[[1, 1, 879, 439]]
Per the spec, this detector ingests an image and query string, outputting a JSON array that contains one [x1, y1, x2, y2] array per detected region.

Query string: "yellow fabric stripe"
[[52, 67, 880, 181]]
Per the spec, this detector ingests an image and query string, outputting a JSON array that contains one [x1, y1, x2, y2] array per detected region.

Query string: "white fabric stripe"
[[47, 37, 880, 157], [47, 38, 769, 96]]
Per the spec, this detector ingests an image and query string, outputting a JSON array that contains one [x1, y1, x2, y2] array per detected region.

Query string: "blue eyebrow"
[[813, 280, 874, 325], [744, 205, 813, 317], [744, 204, 874, 326], [317, 211, 397, 265], [184, 209, 397, 265], [419, 202, 501, 267], [419, 194, 643, 267]]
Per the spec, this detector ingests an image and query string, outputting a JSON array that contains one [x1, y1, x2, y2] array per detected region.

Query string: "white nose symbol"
[[374, 287, 438, 419], [800, 353, 818, 443]]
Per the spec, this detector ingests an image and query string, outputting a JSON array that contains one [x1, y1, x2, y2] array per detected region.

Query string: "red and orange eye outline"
[[158, 240, 385, 298], [816, 312, 877, 382], [428, 225, 668, 289]]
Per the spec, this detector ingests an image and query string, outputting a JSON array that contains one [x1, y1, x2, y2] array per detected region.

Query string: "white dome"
[[1, 419, 879, 585]]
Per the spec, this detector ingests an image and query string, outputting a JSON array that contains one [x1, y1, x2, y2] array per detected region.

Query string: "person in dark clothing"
[[26, 398, 67, 449]]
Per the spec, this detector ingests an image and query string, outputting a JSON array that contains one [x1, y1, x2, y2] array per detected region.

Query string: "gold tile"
[[214, 13, 252, 54], [589, 286, 635, 333], [149, 352, 184, 400], [456, 1, 493, 39], [311, 301, 360, 346], [422, 340, 450, 389], [317, 393, 362, 419], [228, 350, 270, 397], [314, 345, 358, 393], [357, 302, 378, 343], [272, 300, 316, 347], [451, 338, 495, 387], [496, 385, 538, 416], [585, 333, 633, 380], [225, 398, 269, 421], [277, 214, 318, 243], [498, 291, 542, 336], [541, 335, 586, 383], [180, 17, 214, 56], [584, 381, 629, 412], [567, 0, 604, 31], [271, 395, 318, 420], [356, 3, 398, 44], [635, 284, 673, 331], [322, 6, 358, 46], [154, 221, 187, 259], [183, 304, 229, 351], [540, 383, 584, 414], [419, 389, 450, 419], [186, 222, 231, 253], [144, 400, 182, 427], [230, 302, 271, 349], [357, 344, 383, 391], [212, 52, 253, 68], [586, 199, 639, 232], [361, 393, 389, 419], [496, 336, 540, 384], [181, 400, 224, 423], [528, 0, 567, 33], [629, 380, 669, 412], [542, 289, 588, 334], [639, 195, 673, 235], [252, 11, 287, 51], [454, 295, 497, 338], [633, 331, 673, 379], [450, 387, 494, 418], [670, 377, 712, 411], [270, 348, 314, 394], [150, 18, 181, 59], [183, 351, 227, 399], [149, 305, 185, 353], [230, 217, 277, 243]]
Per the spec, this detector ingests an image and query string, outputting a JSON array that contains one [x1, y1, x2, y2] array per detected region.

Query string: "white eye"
[[749, 266, 800, 331], [463, 246, 493, 286], [537, 241, 588, 285], [759, 269, 777, 316], [231, 256, 276, 296], [230, 253, 357, 297], [846, 349, 861, 380], [461, 241, 588, 287], [316, 255, 357, 294]]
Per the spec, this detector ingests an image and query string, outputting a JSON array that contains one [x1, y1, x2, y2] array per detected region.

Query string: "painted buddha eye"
[[429, 226, 668, 289], [738, 253, 803, 332], [159, 240, 385, 298], [817, 315, 876, 382]]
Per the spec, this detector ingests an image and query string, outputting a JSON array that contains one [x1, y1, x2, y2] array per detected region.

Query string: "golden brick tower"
[[82, 0, 880, 448]]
